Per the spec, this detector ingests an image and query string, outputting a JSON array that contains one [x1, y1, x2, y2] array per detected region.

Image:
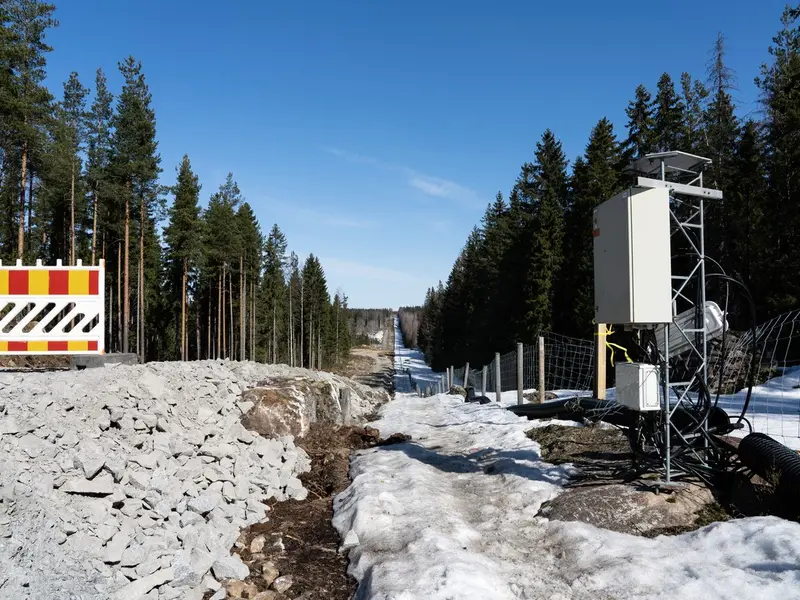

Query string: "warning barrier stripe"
[[0, 340, 98, 352], [0, 269, 100, 296]]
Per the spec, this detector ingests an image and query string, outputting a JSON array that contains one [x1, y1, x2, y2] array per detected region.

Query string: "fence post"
[[494, 352, 501, 402], [538, 336, 546, 404], [449, 366, 454, 389], [517, 342, 524, 405], [481, 366, 487, 397], [464, 362, 470, 388], [595, 323, 607, 400]]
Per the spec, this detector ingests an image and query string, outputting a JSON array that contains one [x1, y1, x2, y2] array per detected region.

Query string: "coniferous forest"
[[0, 1, 351, 366], [418, 6, 800, 372]]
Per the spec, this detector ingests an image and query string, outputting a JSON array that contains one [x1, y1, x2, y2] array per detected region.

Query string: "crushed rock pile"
[[0, 359, 388, 600]]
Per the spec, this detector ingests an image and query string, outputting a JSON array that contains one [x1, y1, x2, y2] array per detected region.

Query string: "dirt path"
[[332, 316, 394, 394]]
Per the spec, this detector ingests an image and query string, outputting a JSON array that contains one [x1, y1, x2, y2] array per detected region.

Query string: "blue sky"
[[45, 0, 787, 308]]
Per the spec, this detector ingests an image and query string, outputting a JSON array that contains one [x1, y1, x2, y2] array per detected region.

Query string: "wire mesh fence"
[[707, 309, 800, 447], [419, 331, 595, 402]]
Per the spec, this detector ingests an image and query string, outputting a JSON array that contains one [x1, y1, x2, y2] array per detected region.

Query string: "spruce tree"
[[726, 120, 769, 319], [522, 129, 567, 337], [623, 84, 655, 160], [476, 192, 513, 357], [563, 119, 621, 337], [702, 34, 739, 263], [652, 73, 684, 152], [756, 5, 800, 313], [679, 72, 708, 152]]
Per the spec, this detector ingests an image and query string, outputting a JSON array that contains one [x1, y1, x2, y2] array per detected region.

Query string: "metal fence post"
[[538, 336, 546, 404], [494, 352, 501, 402], [481, 366, 487, 397], [464, 362, 470, 388], [517, 342, 524, 405]]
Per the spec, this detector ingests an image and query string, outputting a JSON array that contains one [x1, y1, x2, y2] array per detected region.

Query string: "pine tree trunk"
[[207, 297, 211, 360], [250, 282, 255, 361], [288, 290, 292, 367], [123, 190, 130, 354], [70, 161, 76, 265], [318, 330, 322, 370], [117, 242, 122, 352], [139, 195, 145, 362], [300, 283, 304, 368], [181, 258, 187, 361], [218, 271, 223, 359], [91, 186, 99, 266], [229, 270, 234, 360], [240, 257, 245, 360], [17, 141, 27, 260], [27, 170, 33, 257], [195, 308, 201, 361]]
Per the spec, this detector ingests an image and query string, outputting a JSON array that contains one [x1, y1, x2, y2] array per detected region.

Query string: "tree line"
[[0, 1, 351, 367], [418, 6, 800, 372], [347, 308, 392, 345], [398, 307, 422, 349]]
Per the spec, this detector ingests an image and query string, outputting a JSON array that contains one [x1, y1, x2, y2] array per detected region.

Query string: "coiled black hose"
[[737, 432, 800, 504]]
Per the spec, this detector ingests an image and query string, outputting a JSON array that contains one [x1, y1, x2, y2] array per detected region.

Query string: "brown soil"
[[215, 424, 385, 600], [0, 355, 70, 370]]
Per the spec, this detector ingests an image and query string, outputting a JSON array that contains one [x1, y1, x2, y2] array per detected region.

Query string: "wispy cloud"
[[322, 258, 420, 284], [265, 197, 375, 229], [323, 146, 479, 205]]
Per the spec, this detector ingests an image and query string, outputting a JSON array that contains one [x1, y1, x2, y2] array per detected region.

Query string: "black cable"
[[706, 273, 758, 426]]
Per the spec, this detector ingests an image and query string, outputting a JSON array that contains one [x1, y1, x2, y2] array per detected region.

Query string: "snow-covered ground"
[[716, 366, 800, 450], [332, 319, 800, 600]]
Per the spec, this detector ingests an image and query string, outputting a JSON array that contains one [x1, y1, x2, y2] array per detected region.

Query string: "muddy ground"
[[206, 319, 396, 600], [528, 423, 794, 536], [214, 424, 410, 600], [528, 424, 729, 537]]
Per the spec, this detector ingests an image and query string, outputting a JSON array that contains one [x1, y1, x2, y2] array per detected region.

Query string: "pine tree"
[[261, 224, 287, 363], [236, 202, 262, 361], [110, 56, 161, 357], [163, 155, 202, 360], [61, 72, 87, 264], [652, 73, 684, 152], [86, 68, 113, 266], [2, 0, 57, 260], [287, 252, 301, 366], [623, 84, 655, 160], [202, 174, 243, 359]]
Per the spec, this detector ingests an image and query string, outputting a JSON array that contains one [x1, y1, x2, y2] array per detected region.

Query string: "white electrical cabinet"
[[616, 362, 661, 412], [593, 186, 672, 325]]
